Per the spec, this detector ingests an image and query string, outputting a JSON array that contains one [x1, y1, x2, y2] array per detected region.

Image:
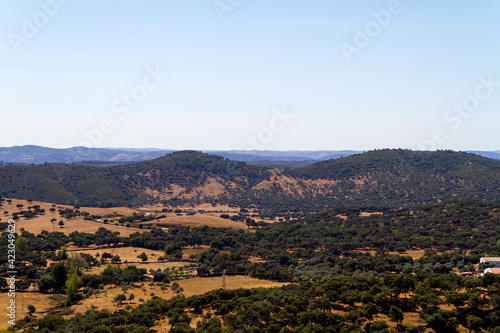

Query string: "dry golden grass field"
[[0, 276, 288, 331], [142, 214, 249, 230], [66, 246, 194, 275], [69, 246, 166, 263], [181, 245, 210, 260], [73, 275, 289, 333], [1, 198, 142, 236], [1, 285, 472, 333], [358, 249, 428, 260], [357, 249, 462, 260], [1, 198, 250, 237], [86, 261, 190, 275], [0, 198, 471, 332], [139, 203, 240, 214], [0, 291, 54, 331]]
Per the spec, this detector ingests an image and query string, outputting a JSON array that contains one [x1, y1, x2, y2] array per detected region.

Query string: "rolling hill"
[[0, 145, 360, 166], [0, 151, 271, 207], [0, 145, 175, 164], [1, 149, 500, 215]]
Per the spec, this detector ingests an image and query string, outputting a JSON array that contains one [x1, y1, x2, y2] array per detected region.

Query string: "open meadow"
[[141, 214, 248, 230], [1, 198, 249, 238], [0, 196, 497, 332], [0, 275, 289, 331]]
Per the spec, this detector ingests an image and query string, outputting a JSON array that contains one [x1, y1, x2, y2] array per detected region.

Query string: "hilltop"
[[0, 145, 360, 166], [0, 145, 175, 164], [1, 149, 500, 216], [0, 151, 270, 208]]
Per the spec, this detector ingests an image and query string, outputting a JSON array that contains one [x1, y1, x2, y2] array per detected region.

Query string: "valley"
[[1, 150, 500, 332]]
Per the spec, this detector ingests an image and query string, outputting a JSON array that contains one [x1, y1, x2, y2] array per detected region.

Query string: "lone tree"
[[465, 315, 483, 333], [425, 309, 459, 333], [58, 245, 68, 260], [389, 306, 404, 326], [52, 261, 67, 293], [0, 277, 7, 289], [27, 305, 36, 316], [114, 294, 126, 305], [58, 220, 65, 228], [101, 252, 112, 261], [137, 252, 148, 262]]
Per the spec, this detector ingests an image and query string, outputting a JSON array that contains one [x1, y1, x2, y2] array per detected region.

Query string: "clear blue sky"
[[1, 1, 499, 150]]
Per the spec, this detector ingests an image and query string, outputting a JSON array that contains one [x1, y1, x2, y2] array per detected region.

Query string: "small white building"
[[479, 257, 500, 266], [484, 268, 500, 274]]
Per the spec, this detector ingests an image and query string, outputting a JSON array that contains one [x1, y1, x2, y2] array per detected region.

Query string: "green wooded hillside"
[[1, 149, 500, 214]]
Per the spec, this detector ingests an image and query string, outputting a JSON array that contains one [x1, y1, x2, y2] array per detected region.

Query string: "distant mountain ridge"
[[0, 145, 175, 165], [467, 150, 500, 161], [1, 149, 500, 216], [0, 145, 361, 166], [2, 145, 499, 167]]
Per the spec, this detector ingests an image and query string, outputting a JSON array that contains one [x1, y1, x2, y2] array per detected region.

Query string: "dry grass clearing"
[[2, 198, 139, 219], [359, 212, 383, 217], [69, 246, 166, 263], [69, 245, 209, 263], [182, 246, 210, 260], [375, 312, 468, 333], [358, 248, 460, 260], [2, 198, 143, 236], [177, 275, 288, 297], [0, 291, 53, 331], [85, 261, 190, 275], [139, 203, 240, 214], [68, 276, 289, 328], [357, 249, 433, 260], [2, 198, 248, 237], [399, 249, 427, 260], [372, 313, 430, 332], [17, 218, 142, 237], [142, 214, 248, 230]]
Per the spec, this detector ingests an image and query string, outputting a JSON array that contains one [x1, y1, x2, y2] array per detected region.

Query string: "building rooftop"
[[480, 257, 500, 262]]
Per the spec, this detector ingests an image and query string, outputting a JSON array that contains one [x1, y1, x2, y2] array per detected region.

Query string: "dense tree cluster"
[[2, 199, 500, 332], [22, 273, 500, 332], [11, 205, 46, 220], [2, 150, 500, 214]]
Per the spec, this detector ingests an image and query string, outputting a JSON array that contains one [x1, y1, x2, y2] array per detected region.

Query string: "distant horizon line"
[[1, 144, 499, 153]]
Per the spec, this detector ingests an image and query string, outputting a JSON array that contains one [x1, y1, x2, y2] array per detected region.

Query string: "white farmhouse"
[[480, 257, 500, 266]]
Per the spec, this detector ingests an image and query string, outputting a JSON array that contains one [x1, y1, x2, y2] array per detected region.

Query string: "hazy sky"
[[1, 1, 499, 151]]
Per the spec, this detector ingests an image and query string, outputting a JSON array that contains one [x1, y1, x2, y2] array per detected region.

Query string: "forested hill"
[[286, 149, 500, 180], [1, 149, 500, 214], [255, 149, 500, 214], [0, 151, 271, 207]]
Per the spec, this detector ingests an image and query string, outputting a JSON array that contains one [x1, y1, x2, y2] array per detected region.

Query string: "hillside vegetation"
[[3, 198, 500, 332], [1, 150, 500, 216], [0, 151, 270, 208]]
